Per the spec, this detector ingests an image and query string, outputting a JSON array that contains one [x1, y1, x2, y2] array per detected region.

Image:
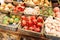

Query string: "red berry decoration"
[[37, 16, 43, 23], [21, 20, 26, 26], [23, 26, 28, 30], [31, 16, 36, 20], [27, 16, 31, 20], [27, 20, 33, 27], [21, 16, 26, 20], [35, 28, 40, 32], [32, 19, 37, 25], [29, 26, 34, 30]]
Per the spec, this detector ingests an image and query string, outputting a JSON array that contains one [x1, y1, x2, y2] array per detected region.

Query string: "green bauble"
[[3, 20, 9, 25], [9, 18, 14, 24], [14, 18, 19, 23], [12, 15, 16, 19], [4, 16, 9, 20]]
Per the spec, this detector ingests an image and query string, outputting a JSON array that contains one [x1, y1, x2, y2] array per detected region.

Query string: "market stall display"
[[44, 16, 60, 40], [0, 0, 59, 40], [0, 13, 21, 31], [0, 0, 53, 37], [23, 0, 52, 7], [45, 16, 60, 37], [18, 15, 44, 38], [3, 14, 20, 25], [0, 3, 14, 14], [40, 7, 54, 17], [13, 2, 25, 14], [24, 6, 40, 15], [21, 15, 44, 32]]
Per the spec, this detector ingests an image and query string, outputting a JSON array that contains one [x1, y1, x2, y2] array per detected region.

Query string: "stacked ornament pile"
[[45, 16, 60, 37], [21, 15, 44, 32]]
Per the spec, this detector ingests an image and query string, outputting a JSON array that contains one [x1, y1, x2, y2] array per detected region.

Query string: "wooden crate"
[[0, 23, 19, 31], [0, 13, 20, 32], [18, 15, 44, 38], [45, 35, 60, 40], [0, 28, 21, 40]]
